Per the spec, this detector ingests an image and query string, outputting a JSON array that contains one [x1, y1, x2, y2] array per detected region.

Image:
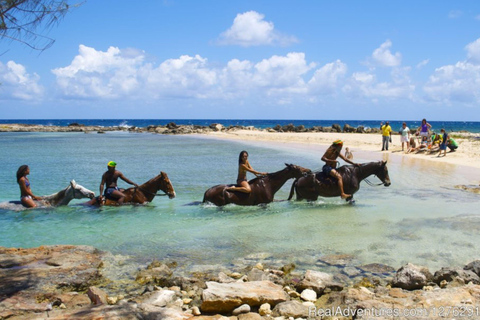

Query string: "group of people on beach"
[[380, 119, 458, 156], [17, 138, 361, 208]]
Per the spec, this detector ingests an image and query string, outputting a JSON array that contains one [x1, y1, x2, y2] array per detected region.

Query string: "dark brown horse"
[[203, 164, 312, 206], [85, 171, 175, 206], [288, 161, 391, 202]]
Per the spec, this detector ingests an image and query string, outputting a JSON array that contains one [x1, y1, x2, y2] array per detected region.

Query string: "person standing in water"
[[226, 151, 267, 193], [17, 165, 42, 208]]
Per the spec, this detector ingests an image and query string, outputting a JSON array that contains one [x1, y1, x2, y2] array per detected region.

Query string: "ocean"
[[1, 127, 480, 276], [1, 119, 480, 133]]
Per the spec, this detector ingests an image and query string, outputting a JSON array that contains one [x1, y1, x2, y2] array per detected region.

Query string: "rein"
[[364, 178, 385, 187], [136, 186, 169, 196]]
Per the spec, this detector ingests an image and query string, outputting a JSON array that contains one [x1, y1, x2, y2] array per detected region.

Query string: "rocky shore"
[[0, 122, 383, 135], [2, 245, 480, 319]]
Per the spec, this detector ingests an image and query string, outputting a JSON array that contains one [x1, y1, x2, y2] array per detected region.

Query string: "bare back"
[[322, 145, 341, 168], [103, 170, 122, 188]]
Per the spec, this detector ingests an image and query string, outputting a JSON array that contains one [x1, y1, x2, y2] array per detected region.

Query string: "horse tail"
[[288, 179, 297, 200]]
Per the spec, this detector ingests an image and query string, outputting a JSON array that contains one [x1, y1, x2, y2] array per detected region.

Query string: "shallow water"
[[1, 132, 479, 273]]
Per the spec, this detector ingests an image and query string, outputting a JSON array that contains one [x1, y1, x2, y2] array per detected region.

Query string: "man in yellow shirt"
[[380, 121, 392, 151]]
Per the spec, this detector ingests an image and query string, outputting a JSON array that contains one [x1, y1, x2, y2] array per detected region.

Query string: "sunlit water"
[[1, 132, 479, 275]]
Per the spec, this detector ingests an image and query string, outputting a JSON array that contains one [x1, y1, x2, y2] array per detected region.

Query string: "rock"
[[300, 289, 317, 302], [434, 267, 480, 285], [135, 263, 173, 286], [209, 123, 224, 131], [343, 124, 356, 133], [238, 313, 263, 320], [356, 126, 365, 133], [166, 122, 178, 129], [332, 124, 342, 132], [201, 280, 288, 313], [272, 300, 309, 318], [258, 303, 271, 316], [87, 286, 108, 305], [358, 263, 396, 275], [392, 263, 432, 290], [318, 253, 354, 266], [232, 303, 251, 315], [191, 306, 201, 316], [141, 289, 176, 307], [465, 260, 480, 277], [107, 296, 118, 305], [297, 270, 343, 294], [218, 272, 236, 283]]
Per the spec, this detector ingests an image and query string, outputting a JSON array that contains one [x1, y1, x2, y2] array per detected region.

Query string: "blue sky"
[[1, 0, 480, 121]]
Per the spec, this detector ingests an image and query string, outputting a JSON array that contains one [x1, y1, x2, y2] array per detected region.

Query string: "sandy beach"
[[204, 130, 480, 170]]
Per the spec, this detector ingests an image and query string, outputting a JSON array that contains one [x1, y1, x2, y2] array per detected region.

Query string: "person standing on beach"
[[100, 161, 138, 204], [226, 151, 267, 193], [380, 121, 392, 151], [417, 118, 432, 139], [321, 140, 358, 199], [399, 122, 411, 152], [17, 165, 43, 208], [437, 129, 448, 157]]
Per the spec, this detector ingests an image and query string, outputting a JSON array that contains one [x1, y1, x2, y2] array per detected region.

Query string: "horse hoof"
[[346, 196, 353, 202]]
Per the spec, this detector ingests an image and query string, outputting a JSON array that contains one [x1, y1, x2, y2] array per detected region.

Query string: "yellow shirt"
[[381, 125, 392, 137]]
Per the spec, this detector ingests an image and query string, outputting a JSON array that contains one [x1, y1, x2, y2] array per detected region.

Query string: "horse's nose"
[[169, 192, 176, 199], [384, 181, 391, 187], [89, 193, 95, 199]]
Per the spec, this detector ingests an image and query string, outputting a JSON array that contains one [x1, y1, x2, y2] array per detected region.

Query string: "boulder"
[[87, 286, 108, 305], [343, 124, 356, 133], [392, 263, 432, 290], [209, 123, 224, 132], [201, 280, 287, 313], [465, 260, 480, 277], [271, 301, 309, 318], [297, 270, 343, 294], [332, 124, 342, 132], [434, 267, 480, 285]]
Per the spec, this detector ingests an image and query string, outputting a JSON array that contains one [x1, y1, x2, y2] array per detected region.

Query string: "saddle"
[[314, 171, 337, 186]]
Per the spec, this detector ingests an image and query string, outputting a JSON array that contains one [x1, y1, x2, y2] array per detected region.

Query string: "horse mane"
[[247, 165, 288, 184]]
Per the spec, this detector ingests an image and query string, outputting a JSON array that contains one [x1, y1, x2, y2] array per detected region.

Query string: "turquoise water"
[[1, 132, 480, 273]]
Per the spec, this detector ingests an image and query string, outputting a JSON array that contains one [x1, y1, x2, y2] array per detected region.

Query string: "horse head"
[[285, 163, 312, 178], [157, 172, 176, 199], [70, 180, 95, 199], [376, 161, 391, 187]]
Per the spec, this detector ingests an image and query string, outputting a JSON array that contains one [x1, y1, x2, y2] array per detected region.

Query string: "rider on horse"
[[100, 161, 138, 204], [321, 140, 359, 199]]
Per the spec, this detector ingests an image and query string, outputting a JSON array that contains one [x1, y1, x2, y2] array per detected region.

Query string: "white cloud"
[[343, 67, 414, 100], [371, 40, 402, 67], [423, 37, 480, 105], [416, 59, 429, 69], [217, 11, 297, 47], [52, 45, 145, 98], [423, 61, 480, 104], [308, 60, 347, 94], [0, 60, 43, 100], [465, 38, 480, 64]]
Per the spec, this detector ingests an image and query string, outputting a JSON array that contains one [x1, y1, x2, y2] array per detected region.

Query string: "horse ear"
[[70, 180, 76, 188], [382, 160, 387, 166]]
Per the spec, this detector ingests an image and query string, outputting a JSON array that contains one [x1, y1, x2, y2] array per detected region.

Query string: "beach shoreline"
[[2, 122, 479, 170]]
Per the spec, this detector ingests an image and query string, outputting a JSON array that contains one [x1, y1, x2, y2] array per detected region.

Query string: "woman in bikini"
[[226, 151, 267, 193], [17, 165, 42, 208]]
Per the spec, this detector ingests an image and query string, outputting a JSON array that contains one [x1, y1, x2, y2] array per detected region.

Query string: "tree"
[[1, 0, 83, 51]]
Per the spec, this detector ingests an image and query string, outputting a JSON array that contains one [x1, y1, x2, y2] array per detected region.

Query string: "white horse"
[[0, 180, 95, 210]]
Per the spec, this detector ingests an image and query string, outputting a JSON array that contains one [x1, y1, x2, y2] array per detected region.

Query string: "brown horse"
[[288, 161, 391, 202], [85, 171, 175, 206], [203, 164, 312, 206]]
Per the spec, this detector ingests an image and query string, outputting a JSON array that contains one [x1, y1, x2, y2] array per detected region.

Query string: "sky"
[[1, 0, 480, 121]]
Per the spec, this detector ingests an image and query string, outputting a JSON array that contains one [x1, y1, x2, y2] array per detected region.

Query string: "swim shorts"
[[104, 187, 119, 200], [322, 165, 334, 176]]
